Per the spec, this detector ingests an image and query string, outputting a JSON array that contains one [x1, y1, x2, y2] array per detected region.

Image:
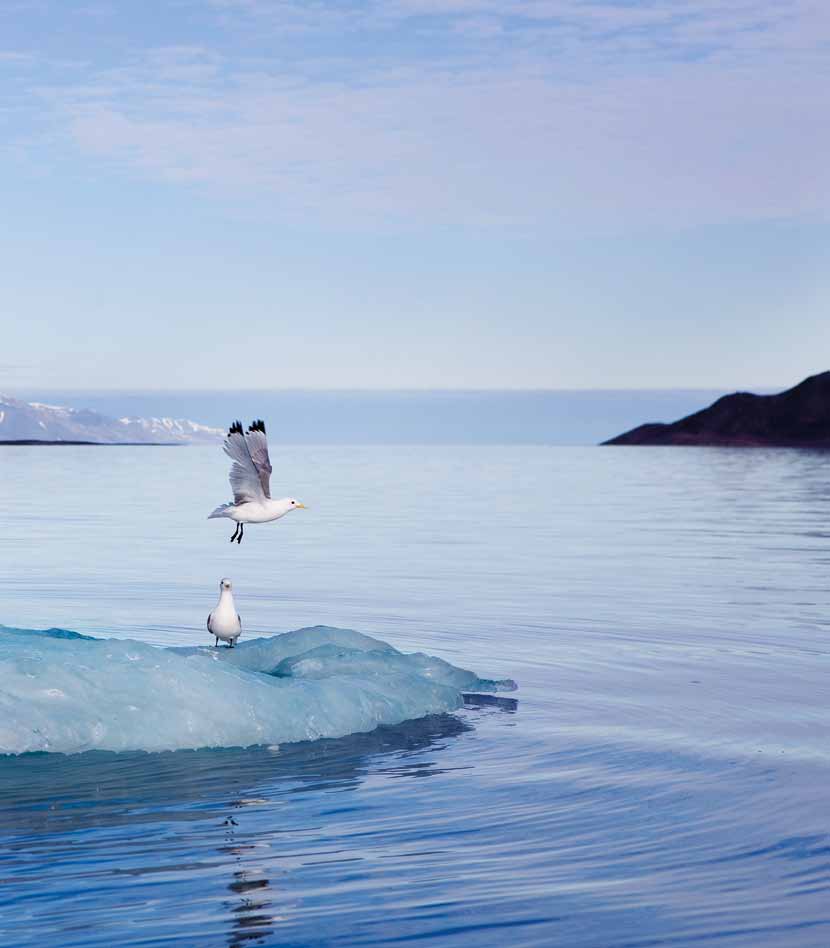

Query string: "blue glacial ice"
[[0, 625, 516, 755]]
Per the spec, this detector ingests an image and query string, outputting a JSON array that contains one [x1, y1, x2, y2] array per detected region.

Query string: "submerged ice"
[[0, 625, 516, 755]]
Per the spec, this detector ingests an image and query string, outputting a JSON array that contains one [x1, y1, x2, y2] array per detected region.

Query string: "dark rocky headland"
[[603, 372, 830, 447]]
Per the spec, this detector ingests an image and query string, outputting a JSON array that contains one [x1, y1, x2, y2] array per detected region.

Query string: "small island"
[[603, 371, 830, 447]]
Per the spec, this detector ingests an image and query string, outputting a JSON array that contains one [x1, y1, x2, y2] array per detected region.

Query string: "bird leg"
[[214, 636, 219, 647], [236, 523, 244, 544], [229, 523, 240, 543]]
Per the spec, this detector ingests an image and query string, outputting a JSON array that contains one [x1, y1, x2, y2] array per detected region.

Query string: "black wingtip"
[[228, 420, 244, 436], [248, 418, 266, 434]]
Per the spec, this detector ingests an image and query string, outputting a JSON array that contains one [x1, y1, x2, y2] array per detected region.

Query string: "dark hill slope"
[[603, 372, 830, 446]]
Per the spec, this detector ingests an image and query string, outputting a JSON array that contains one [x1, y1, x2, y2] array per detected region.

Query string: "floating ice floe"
[[0, 625, 516, 755]]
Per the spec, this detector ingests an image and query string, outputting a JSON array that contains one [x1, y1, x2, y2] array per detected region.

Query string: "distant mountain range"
[[603, 372, 830, 447], [0, 394, 223, 444]]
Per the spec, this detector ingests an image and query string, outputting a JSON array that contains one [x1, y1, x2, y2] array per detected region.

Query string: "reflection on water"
[[0, 714, 472, 834], [2, 445, 830, 945], [221, 830, 276, 948], [0, 714, 475, 947], [5, 695, 827, 947]]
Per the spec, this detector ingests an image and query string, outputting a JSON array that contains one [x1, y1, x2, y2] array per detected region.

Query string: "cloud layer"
[[7, 1, 830, 229]]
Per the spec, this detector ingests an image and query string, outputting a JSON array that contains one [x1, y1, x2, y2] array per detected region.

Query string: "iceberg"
[[0, 625, 516, 756]]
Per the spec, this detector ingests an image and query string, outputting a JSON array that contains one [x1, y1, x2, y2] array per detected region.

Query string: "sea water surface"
[[0, 445, 828, 946]]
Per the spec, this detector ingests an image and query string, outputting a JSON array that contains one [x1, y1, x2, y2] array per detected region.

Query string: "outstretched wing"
[[245, 419, 272, 499], [223, 420, 266, 504]]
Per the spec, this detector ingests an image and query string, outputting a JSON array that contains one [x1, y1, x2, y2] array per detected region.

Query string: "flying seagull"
[[207, 577, 241, 647], [208, 419, 306, 543]]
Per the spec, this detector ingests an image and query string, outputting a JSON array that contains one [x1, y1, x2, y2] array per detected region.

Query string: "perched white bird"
[[208, 419, 306, 543], [207, 577, 242, 648]]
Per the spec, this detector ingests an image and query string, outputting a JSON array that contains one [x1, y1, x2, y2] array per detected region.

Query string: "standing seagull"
[[207, 578, 242, 648], [208, 419, 306, 543]]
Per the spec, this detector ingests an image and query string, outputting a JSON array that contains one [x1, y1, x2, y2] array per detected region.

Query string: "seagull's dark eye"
[[291, 500, 295, 505]]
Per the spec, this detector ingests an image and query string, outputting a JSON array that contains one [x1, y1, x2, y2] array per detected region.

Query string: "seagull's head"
[[220, 578, 233, 591], [288, 499, 306, 511]]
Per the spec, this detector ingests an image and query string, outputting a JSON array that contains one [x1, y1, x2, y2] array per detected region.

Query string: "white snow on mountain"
[[0, 394, 223, 444]]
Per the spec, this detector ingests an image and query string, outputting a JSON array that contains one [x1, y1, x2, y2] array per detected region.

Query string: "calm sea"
[[1, 441, 828, 946]]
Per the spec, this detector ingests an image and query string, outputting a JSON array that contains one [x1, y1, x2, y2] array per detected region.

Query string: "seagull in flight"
[[208, 419, 306, 543]]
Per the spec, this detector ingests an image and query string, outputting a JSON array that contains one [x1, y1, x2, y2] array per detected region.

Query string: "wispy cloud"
[[206, 0, 828, 60], [0, 51, 35, 63], [10, 1, 830, 229]]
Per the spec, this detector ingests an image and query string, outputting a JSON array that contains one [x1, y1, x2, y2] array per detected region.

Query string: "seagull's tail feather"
[[208, 503, 234, 520]]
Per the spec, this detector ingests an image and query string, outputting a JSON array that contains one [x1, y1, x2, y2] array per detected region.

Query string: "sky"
[[1, 0, 828, 391]]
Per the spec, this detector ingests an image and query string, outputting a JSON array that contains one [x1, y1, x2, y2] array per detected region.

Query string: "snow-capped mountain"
[[0, 394, 223, 444]]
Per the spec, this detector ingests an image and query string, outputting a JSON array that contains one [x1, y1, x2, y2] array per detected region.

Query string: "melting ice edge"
[[0, 625, 516, 755]]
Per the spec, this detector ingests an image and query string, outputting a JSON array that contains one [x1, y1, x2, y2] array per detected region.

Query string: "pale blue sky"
[[2, 0, 828, 391]]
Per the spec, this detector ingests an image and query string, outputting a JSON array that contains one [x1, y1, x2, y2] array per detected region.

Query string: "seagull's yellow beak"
[[296, 503, 307, 509]]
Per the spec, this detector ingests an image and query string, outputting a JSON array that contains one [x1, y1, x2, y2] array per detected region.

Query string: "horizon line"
[[5, 384, 785, 396]]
